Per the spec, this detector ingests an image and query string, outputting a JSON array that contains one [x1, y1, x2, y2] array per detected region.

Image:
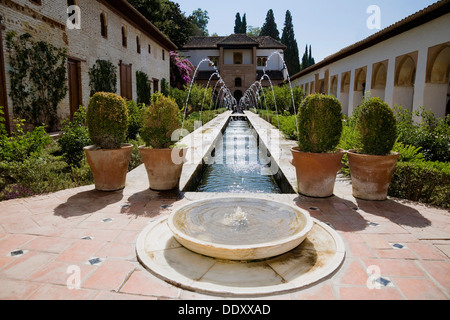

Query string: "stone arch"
[[353, 67, 367, 110], [395, 55, 416, 86], [427, 43, 450, 84], [340, 71, 351, 115], [371, 60, 388, 100], [393, 52, 417, 111], [234, 90, 243, 102], [330, 76, 338, 97], [423, 43, 450, 117]]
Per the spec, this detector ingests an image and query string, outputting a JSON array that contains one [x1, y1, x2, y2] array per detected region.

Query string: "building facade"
[[0, 0, 177, 131], [180, 34, 287, 103], [290, 0, 450, 118]]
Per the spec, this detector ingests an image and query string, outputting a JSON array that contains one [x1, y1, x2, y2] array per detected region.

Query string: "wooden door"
[[67, 58, 82, 119], [120, 62, 132, 100]]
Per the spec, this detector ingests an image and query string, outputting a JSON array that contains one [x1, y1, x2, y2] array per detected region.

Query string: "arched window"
[[100, 12, 107, 38], [233, 52, 243, 65], [235, 78, 242, 87], [136, 36, 141, 54], [121, 26, 127, 47]]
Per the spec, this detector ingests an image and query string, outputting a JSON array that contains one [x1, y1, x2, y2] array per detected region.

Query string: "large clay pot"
[[347, 150, 400, 201], [290, 147, 345, 198], [84, 144, 133, 191], [139, 147, 186, 191]]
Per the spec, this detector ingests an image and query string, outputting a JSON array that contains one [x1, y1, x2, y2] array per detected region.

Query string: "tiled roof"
[[182, 34, 286, 50]]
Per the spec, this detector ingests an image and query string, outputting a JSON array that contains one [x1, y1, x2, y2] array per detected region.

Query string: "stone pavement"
[[0, 163, 449, 300]]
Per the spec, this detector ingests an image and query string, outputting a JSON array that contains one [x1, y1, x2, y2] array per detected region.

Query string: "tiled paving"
[[0, 165, 449, 300]]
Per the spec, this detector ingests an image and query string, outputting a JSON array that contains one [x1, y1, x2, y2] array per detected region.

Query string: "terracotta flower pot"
[[84, 144, 133, 191], [139, 147, 187, 191], [347, 150, 400, 201], [290, 147, 345, 198]]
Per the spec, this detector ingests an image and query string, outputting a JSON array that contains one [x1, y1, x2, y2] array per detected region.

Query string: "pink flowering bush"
[[170, 51, 195, 89]]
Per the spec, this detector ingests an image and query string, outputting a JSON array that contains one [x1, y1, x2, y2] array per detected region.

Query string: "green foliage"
[[355, 97, 397, 155], [6, 31, 68, 131], [140, 94, 181, 149], [234, 13, 247, 34], [125, 100, 145, 141], [0, 143, 93, 201], [394, 106, 450, 162], [128, 0, 195, 47], [183, 108, 226, 133], [281, 10, 300, 75], [136, 71, 151, 105], [58, 107, 91, 167], [0, 107, 52, 163], [260, 9, 280, 40], [260, 85, 304, 114], [389, 161, 450, 209], [297, 94, 343, 153], [161, 78, 170, 96], [88, 60, 117, 96], [170, 84, 212, 115], [86, 93, 129, 149], [393, 141, 424, 163]]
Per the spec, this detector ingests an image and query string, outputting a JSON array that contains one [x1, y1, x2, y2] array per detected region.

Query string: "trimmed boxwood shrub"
[[297, 93, 343, 153], [86, 92, 129, 149], [140, 94, 181, 149], [389, 161, 450, 209], [355, 97, 397, 155]]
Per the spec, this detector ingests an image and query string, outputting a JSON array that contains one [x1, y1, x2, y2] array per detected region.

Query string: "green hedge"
[[389, 161, 450, 209]]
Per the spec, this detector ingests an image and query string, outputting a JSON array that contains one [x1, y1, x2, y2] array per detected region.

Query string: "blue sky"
[[175, 0, 437, 62]]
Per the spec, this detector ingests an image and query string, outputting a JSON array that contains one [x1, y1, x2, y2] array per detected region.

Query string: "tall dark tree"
[[301, 44, 316, 70], [234, 13, 242, 34], [260, 9, 280, 40], [281, 10, 300, 75], [309, 45, 315, 66], [241, 13, 247, 34]]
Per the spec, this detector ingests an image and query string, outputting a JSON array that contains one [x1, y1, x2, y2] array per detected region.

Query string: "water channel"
[[195, 118, 282, 194]]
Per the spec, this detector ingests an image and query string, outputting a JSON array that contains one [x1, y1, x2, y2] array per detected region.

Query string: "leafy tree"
[[281, 10, 300, 75], [190, 8, 209, 36], [128, 0, 194, 48], [260, 9, 280, 40], [247, 26, 262, 37]]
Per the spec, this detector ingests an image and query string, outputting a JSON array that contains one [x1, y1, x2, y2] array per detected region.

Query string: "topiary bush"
[[355, 97, 397, 155], [140, 93, 181, 149], [297, 93, 343, 153], [86, 92, 129, 149]]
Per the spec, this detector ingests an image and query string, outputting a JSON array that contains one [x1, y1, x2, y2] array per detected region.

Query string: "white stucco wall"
[[291, 13, 450, 118]]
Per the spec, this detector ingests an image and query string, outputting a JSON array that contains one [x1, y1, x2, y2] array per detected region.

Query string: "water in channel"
[[196, 119, 282, 194]]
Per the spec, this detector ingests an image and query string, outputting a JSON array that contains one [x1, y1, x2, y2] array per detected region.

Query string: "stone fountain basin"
[[167, 197, 314, 261]]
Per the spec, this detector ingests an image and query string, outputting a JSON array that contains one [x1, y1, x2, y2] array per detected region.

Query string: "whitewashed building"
[[290, 0, 450, 118]]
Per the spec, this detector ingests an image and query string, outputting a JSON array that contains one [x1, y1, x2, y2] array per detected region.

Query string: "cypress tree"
[[260, 9, 280, 40], [309, 45, 315, 66], [301, 45, 309, 71], [240, 13, 247, 34], [234, 13, 242, 34], [281, 10, 300, 75]]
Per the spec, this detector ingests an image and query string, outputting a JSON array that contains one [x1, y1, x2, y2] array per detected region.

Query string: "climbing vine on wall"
[[6, 32, 68, 131], [88, 59, 117, 97]]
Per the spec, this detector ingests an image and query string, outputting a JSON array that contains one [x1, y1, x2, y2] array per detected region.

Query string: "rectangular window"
[[257, 57, 268, 67], [162, 50, 165, 61], [233, 52, 243, 65]]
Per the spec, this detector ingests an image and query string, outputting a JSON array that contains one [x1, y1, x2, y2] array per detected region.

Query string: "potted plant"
[[347, 97, 399, 201], [139, 94, 187, 191], [291, 94, 345, 197], [84, 92, 132, 191]]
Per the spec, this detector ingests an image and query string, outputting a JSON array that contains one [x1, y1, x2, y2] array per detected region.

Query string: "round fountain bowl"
[[167, 197, 314, 261]]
